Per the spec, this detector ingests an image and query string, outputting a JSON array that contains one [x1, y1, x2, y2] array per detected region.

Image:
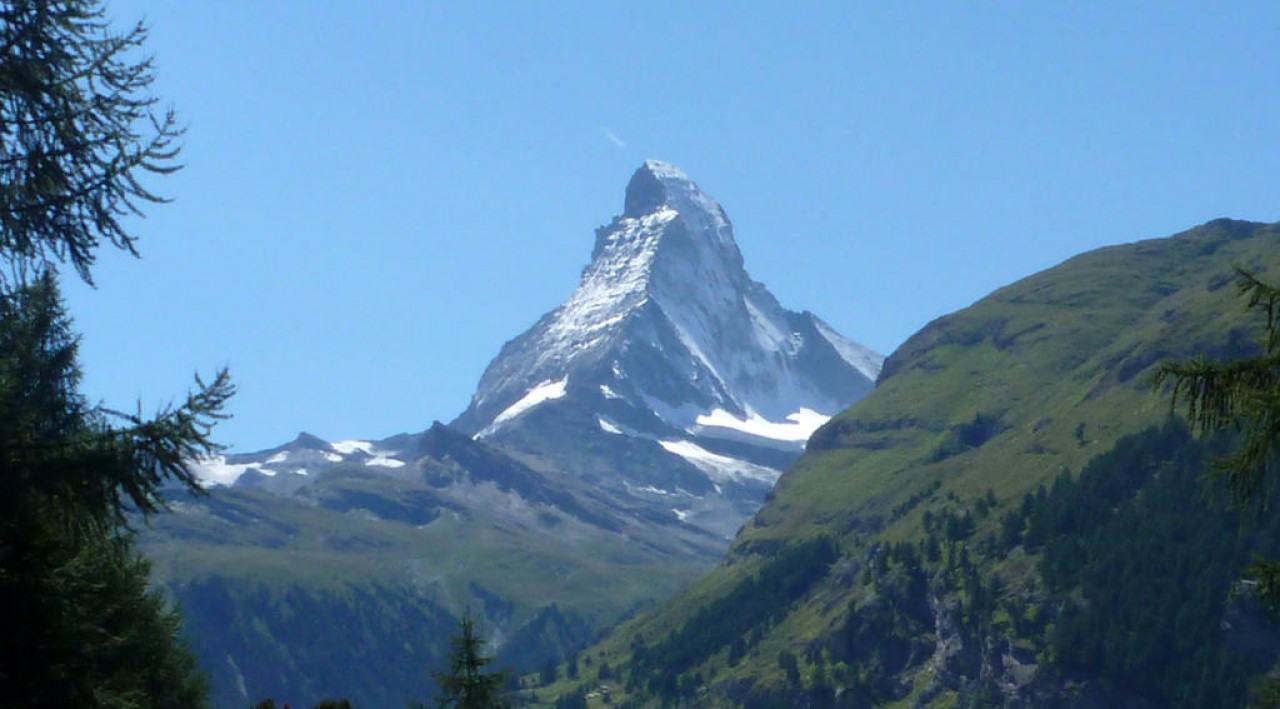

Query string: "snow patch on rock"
[[477, 378, 568, 438], [331, 440, 374, 455], [366, 455, 406, 469], [693, 407, 831, 444], [657, 439, 780, 485], [191, 457, 264, 487]]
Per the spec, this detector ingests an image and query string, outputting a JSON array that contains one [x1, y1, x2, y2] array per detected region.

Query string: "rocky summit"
[[453, 160, 882, 537]]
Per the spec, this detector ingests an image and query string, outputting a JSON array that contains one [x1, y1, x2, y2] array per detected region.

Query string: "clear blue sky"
[[64, 2, 1280, 452]]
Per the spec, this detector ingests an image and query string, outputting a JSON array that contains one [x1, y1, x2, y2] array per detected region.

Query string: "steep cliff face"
[[454, 160, 881, 537]]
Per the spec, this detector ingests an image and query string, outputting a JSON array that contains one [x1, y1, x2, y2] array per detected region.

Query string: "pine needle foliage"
[[0, 274, 222, 706], [0, 0, 183, 290], [1156, 267, 1280, 510], [0, 1, 231, 705], [1156, 266, 1280, 631]]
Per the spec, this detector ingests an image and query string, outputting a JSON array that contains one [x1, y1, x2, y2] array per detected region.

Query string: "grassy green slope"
[[753, 218, 1276, 550], [559, 218, 1280, 706], [148, 484, 701, 621]]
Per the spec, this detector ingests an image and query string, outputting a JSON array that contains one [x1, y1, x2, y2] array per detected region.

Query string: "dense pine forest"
[[569, 423, 1279, 708]]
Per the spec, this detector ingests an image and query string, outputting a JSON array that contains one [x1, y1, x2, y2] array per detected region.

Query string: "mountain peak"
[[623, 160, 689, 216], [456, 161, 881, 450], [622, 160, 728, 228], [290, 432, 331, 450]]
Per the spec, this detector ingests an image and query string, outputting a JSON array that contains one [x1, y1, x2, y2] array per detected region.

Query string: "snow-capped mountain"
[[453, 160, 882, 536], [185, 160, 882, 539]]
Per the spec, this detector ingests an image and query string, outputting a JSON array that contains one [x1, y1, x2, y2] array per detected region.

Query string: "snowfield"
[[476, 378, 569, 438]]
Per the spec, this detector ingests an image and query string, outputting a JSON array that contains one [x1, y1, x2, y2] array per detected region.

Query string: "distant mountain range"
[[144, 161, 881, 707]]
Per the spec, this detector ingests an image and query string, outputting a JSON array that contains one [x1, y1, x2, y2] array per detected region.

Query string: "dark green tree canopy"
[[0, 273, 218, 706]]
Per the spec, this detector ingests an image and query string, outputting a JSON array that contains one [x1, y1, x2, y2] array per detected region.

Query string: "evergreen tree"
[[1157, 268, 1280, 508], [0, 1, 231, 705], [1156, 267, 1280, 609], [1157, 267, 1280, 704], [425, 610, 509, 709], [0, 274, 228, 705]]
